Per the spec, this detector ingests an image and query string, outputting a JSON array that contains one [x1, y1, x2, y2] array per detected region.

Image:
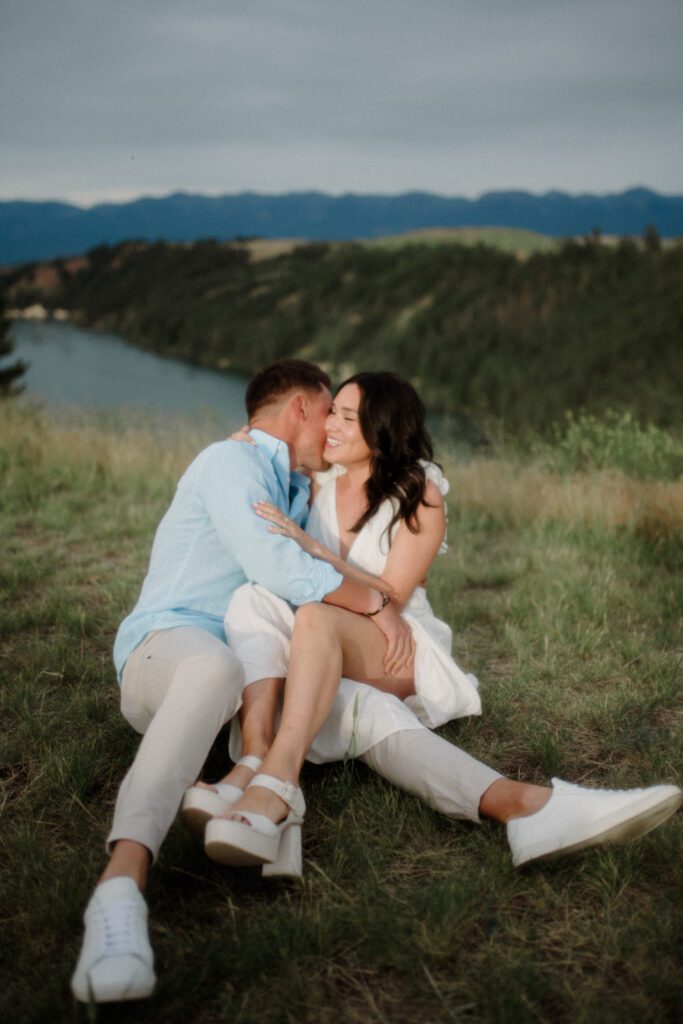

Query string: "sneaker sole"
[[513, 786, 682, 868], [72, 964, 156, 1003]]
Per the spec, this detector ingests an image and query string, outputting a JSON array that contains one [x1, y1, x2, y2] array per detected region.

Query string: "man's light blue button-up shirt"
[[113, 429, 343, 678]]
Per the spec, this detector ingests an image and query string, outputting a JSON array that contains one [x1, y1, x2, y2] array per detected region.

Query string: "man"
[[72, 359, 413, 1003], [73, 358, 682, 1003]]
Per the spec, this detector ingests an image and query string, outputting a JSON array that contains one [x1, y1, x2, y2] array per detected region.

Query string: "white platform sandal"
[[204, 774, 306, 879], [180, 755, 263, 836]]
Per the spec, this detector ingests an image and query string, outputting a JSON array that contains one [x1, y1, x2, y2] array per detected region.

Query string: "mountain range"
[[1, 187, 682, 265]]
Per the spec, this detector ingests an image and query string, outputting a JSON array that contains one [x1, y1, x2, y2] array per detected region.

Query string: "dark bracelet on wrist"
[[364, 591, 390, 617]]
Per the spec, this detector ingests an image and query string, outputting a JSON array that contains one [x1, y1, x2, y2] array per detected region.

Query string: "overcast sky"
[[1, 0, 681, 206]]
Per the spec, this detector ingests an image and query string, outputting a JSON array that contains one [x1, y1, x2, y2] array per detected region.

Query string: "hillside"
[[1, 187, 682, 264], [368, 226, 563, 256], [5, 234, 682, 436], [2, 400, 681, 1022]]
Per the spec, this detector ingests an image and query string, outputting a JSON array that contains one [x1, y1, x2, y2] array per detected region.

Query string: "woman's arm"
[[253, 501, 397, 598], [379, 481, 447, 611]]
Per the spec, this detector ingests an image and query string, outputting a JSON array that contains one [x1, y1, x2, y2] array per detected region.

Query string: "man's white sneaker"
[[507, 778, 682, 868], [71, 876, 156, 1003]]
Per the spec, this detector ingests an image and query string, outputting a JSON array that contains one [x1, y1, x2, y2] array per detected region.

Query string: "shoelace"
[[91, 899, 148, 959]]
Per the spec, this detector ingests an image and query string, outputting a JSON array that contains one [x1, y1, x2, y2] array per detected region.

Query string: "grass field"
[[121, 226, 562, 265], [1, 401, 681, 1024], [367, 226, 561, 256]]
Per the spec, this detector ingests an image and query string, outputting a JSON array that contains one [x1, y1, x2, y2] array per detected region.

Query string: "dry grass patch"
[[446, 458, 683, 536]]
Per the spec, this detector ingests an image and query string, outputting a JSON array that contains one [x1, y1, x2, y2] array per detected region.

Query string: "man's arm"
[[198, 442, 343, 605], [198, 443, 413, 673], [323, 578, 385, 615], [253, 499, 398, 597]]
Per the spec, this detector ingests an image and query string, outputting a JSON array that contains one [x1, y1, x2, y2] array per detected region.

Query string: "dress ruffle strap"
[[420, 461, 450, 554]]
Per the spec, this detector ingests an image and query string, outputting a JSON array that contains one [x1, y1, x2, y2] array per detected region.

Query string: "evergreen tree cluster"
[[5, 236, 682, 432], [0, 290, 26, 397]]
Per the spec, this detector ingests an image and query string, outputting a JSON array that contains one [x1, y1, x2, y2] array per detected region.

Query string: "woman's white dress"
[[225, 463, 481, 764]]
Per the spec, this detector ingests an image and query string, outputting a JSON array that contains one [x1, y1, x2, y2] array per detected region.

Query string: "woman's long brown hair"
[[337, 371, 438, 537]]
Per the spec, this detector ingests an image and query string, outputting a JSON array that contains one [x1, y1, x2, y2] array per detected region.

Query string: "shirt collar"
[[248, 429, 312, 520], [248, 428, 290, 472], [248, 429, 304, 510]]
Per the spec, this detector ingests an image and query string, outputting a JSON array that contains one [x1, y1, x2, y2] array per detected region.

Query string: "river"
[[7, 318, 485, 446], [8, 319, 249, 428]]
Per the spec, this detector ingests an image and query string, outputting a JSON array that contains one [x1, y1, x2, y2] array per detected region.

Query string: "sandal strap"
[[237, 755, 263, 772], [212, 782, 243, 803], [249, 774, 306, 818], [232, 811, 280, 837]]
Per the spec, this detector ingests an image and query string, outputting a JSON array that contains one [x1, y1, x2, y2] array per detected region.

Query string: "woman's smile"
[[323, 383, 372, 466]]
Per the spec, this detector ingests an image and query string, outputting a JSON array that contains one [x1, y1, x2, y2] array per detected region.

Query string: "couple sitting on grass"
[[72, 359, 682, 1004]]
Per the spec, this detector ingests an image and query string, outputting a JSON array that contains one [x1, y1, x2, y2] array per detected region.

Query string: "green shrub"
[[538, 410, 683, 479]]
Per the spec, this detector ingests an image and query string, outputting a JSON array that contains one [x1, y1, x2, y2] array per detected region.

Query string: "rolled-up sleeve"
[[197, 443, 343, 605]]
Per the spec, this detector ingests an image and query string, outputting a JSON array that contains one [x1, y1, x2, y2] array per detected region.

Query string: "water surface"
[[9, 319, 248, 429]]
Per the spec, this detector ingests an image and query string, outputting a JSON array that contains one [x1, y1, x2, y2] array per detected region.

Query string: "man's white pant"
[[360, 729, 501, 823], [108, 627, 244, 860], [108, 626, 501, 861]]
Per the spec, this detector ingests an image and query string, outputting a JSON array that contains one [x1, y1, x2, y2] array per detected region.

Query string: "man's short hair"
[[246, 359, 331, 418]]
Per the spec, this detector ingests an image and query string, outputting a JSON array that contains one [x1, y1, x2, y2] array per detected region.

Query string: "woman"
[[185, 373, 681, 876], [182, 372, 480, 830]]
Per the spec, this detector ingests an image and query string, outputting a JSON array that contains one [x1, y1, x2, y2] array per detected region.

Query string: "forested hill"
[[6, 236, 682, 434], [2, 187, 682, 263]]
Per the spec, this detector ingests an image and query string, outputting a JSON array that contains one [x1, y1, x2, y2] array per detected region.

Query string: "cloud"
[[1, 0, 681, 201]]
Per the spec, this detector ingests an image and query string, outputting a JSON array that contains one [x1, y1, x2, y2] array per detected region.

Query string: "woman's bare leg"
[[196, 677, 283, 792], [227, 606, 554, 828], [227, 603, 412, 823]]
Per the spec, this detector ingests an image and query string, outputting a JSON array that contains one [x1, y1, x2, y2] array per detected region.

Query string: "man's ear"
[[292, 392, 308, 420]]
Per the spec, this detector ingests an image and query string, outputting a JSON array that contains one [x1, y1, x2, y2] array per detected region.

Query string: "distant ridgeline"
[[1, 188, 682, 264], [4, 234, 682, 435]]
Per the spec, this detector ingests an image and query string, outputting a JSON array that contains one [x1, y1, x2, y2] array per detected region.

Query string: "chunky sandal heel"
[[262, 822, 302, 878], [181, 755, 262, 836], [204, 774, 306, 873]]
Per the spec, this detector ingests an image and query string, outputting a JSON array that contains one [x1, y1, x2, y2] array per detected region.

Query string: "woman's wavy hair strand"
[[336, 371, 438, 537]]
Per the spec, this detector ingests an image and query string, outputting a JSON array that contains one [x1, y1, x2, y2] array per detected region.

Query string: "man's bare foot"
[[479, 779, 551, 824]]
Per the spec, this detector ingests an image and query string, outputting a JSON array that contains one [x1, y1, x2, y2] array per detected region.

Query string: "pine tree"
[[643, 223, 661, 253], [0, 290, 27, 396]]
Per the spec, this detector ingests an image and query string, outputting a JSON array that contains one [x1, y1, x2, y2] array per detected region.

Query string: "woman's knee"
[[293, 602, 338, 635]]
